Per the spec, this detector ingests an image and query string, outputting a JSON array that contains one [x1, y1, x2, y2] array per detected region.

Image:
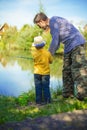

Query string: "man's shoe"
[[76, 93, 84, 101], [63, 94, 74, 99]]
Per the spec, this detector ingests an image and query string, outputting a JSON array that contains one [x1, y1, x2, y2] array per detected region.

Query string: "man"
[[33, 12, 87, 101]]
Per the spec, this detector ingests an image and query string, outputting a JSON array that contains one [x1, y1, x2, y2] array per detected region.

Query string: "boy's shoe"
[[36, 102, 46, 107], [36, 101, 51, 106], [41, 102, 47, 105], [44, 101, 51, 104]]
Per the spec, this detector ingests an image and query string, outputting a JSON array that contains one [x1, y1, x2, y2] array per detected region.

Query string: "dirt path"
[[0, 109, 87, 130]]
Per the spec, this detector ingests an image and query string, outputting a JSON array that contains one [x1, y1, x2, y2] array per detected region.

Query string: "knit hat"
[[32, 36, 46, 48]]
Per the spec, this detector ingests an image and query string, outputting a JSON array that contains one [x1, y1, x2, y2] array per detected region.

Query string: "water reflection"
[[0, 62, 34, 97], [0, 50, 63, 97]]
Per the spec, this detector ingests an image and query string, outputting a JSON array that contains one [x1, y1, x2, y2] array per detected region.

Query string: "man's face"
[[36, 20, 49, 30]]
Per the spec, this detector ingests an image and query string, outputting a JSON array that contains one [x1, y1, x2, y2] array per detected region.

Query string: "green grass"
[[0, 89, 87, 124]]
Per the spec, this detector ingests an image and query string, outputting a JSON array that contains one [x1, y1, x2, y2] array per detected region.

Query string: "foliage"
[[79, 27, 87, 55], [38, 0, 45, 13], [51, 85, 62, 99], [0, 22, 64, 54], [16, 25, 43, 50], [50, 54, 63, 76], [0, 88, 87, 124], [15, 89, 35, 106], [0, 41, 5, 50], [2, 26, 18, 50], [42, 30, 52, 49], [0, 22, 87, 54], [79, 27, 87, 41]]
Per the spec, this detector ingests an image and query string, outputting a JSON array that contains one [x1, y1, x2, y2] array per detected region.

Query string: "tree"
[[16, 24, 43, 50], [38, 0, 45, 13], [2, 26, 18, 49]]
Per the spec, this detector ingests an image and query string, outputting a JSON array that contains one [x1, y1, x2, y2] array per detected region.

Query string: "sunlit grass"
[[0, 88, 87, 124]]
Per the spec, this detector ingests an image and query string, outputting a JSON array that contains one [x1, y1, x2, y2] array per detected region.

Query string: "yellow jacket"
[[31, 47, 53, 75]]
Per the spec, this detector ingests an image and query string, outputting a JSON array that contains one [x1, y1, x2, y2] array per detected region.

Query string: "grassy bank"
[[0, 88, 87, 124]]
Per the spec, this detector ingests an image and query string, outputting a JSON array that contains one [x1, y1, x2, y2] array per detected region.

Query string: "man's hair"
[[33, 12, 48, 24]]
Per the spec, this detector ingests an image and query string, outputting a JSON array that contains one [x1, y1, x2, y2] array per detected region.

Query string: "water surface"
[[0, 51, 63, 97]]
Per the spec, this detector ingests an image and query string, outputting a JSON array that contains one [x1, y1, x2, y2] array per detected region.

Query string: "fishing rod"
[[8, 55, 33, 60]]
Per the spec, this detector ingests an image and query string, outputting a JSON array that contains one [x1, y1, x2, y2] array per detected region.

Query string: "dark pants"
[[34, 74, 51, 104], [62, 45, 87, 98]]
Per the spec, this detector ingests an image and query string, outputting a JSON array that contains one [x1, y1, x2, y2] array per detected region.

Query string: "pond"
[[0, 50, 63, 97]]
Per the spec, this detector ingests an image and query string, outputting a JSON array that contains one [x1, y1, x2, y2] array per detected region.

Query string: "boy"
[[31, 36, 53, 105]]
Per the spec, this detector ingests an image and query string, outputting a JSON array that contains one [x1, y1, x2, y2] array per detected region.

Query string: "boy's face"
[[36, 19, 49, 30]]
